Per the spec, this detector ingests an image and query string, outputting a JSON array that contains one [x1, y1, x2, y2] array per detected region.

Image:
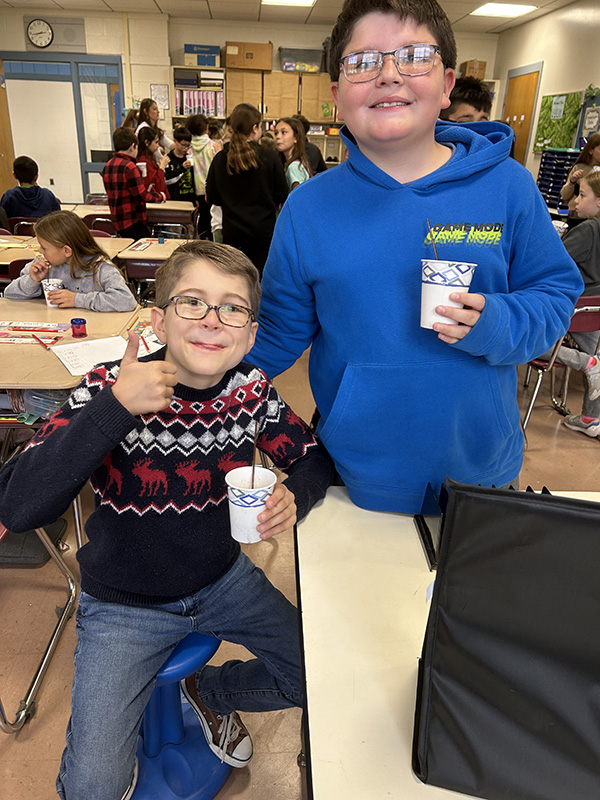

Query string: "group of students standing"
[[115, 98, 326, 274]]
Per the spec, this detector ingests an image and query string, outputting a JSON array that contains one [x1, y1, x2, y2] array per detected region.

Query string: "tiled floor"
[[1, 354, 599, 800]]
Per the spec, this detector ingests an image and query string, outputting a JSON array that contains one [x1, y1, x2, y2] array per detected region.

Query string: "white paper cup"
[[41, 278, 65, 307], [226, 466, 277, 544], [136, 162, 147, 178], [420, 259, 477, 329]]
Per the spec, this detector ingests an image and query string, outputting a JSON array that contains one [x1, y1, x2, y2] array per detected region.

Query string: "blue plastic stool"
[[132, 633, 233, 800]]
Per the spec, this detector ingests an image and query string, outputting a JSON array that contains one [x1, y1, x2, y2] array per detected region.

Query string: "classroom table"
[[0, 237, 38, 278], [95, 237, 134, 260], [0, 297, 139, 390], [71, 201, 195, 229], [295, 486, 600, 799]]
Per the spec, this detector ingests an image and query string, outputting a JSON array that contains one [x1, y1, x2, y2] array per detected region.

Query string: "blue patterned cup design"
[[226, 466, 277, 544], [41, 278, 65, 307], [421, 259, 477, 329]]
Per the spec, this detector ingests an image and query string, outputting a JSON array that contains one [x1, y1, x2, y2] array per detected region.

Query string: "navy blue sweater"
[[0, 352, 334, 605]]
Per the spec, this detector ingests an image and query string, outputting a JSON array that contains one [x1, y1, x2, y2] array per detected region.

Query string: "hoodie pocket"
[[318, 361, 516, 491]]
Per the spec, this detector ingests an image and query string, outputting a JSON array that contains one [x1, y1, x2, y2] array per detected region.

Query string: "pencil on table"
[[32, 333, 51, 350]]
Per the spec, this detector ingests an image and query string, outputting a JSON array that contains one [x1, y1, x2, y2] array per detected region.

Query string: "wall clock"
[[27, 19, 54, 49]]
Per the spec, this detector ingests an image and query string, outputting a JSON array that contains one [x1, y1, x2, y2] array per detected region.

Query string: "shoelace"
[[216, 712, 242, 761]]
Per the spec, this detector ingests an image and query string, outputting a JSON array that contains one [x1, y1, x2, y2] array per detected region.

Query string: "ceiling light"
[[261, 0, 315, 6], [471, 3, 537, 17]]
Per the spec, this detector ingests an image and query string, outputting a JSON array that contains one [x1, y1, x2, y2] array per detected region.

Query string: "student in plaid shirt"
[[102, 127, 165, 239]]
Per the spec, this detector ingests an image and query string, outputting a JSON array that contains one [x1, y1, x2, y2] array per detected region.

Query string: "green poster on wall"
[[533, 91, 582, 152]]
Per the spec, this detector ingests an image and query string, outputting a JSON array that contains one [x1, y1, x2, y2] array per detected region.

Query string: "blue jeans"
[[56, 552, 302, 800]]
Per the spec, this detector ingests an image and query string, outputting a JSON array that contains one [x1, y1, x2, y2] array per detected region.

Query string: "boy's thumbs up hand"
[[112, 331, 178, 416]]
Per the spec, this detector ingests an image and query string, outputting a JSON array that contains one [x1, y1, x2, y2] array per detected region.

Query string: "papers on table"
[[51, 331, 164, 376]]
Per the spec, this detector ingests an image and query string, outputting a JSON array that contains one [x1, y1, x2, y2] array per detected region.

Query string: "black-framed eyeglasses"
[[161, 296, 255, 328], [340, 43, 441, 83]]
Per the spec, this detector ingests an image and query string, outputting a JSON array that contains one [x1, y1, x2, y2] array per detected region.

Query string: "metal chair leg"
[[551, 366, 572, 416], [72, 493, 86, 549], [522, 368, 545, 431], [0, 526, 77, 734]]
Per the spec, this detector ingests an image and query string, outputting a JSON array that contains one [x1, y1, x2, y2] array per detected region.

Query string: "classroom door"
[[502, 71, 540, 165], [0, 61, 16, 196]]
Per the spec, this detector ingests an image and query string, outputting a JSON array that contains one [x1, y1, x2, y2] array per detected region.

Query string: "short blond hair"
[[154, 240, 261, 313]]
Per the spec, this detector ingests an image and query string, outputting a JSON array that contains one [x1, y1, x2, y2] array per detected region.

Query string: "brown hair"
[[34, 211, 117, 283], [276, 117, 312, 177], [574, 132, 600, 167], [138, 98, 164, 138], [186, 114, 209, 137], [113, 126, 137, 152], [226, 104, 262, 175], [328, 0, 457, 81], [581, 170, 600, 214], [154, 240, 261, 314], [137, 126, 160, 158]]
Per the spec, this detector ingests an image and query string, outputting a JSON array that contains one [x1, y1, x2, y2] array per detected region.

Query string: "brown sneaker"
[[181, 675, 253, 768]]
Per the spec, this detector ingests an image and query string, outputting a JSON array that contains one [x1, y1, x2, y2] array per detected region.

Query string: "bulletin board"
[[533, 91, 582, 153], [576, 92, 600, 144]]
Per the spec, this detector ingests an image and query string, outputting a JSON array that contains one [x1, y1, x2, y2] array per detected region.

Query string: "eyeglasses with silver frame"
[[161, 295, 255, 328], [340, 43, 441, 83]]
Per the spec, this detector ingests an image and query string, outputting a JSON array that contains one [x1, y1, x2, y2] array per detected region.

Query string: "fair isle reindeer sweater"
[[0, 350, 334, 605]]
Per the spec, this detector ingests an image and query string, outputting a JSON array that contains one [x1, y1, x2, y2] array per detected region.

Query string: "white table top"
[[117, 238, 191, 261], [295, 486, 600, 799]]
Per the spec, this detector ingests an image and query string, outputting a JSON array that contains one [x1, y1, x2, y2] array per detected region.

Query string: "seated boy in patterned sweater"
[[0, 240, 334, 800]]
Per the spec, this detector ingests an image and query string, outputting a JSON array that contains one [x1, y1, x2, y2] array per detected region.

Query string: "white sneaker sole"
[[563, 420, 600, 438], [180, 679, 252, 768]]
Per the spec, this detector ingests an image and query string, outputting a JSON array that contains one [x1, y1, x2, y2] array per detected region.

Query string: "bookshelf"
[[171, 65, 226, 121]]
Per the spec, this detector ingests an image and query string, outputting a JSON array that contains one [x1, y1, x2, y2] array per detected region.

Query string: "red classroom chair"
[[81, 214, 117, 236], [8, 217, 38, 236], [521, 296, 600, 430]]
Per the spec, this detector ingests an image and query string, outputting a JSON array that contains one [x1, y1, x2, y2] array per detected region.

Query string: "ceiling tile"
[[53, 0, 113, 9], [208, 1, 259, 21]]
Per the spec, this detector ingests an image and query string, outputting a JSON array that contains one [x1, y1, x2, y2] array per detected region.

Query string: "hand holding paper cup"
[[41, 278, 65, 307], [420, 260, 477, 329], [226, 466, 277, 544]]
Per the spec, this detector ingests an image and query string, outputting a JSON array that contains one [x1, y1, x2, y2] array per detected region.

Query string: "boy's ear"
[[440, 68, 456, 112], [151, 306, 168, 344], [330, 82, 344, 122], [244, 320, 258, 356]]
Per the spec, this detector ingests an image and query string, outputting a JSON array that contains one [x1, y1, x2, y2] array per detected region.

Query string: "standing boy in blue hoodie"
[[250, 0, 583, 514], [1, 155, 60, 219]]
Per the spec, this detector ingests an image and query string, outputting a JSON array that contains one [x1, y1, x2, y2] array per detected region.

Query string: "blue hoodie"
[[250, 122, 583, 513]]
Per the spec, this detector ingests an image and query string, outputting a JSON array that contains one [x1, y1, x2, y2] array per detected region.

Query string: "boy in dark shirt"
[[0, 155, 60, 219], [164, 126, 197, 202], [0, 239, 333, 800]]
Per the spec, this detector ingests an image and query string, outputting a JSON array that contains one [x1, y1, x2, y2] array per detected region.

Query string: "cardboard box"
[[226, 41, 272, 72], [460, 60, 487, 80], [184, 44, 220, 68]]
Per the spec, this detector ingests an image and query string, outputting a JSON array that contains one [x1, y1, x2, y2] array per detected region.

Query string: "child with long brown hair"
[[206, 103, 288, 274], [274, 117, 312, 190], [4, 210, 136, 311], [560, 132, 600, 228]]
